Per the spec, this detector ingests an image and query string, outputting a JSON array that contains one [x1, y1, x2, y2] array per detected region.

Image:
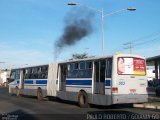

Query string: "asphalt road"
[[0, 87, 160, 120]]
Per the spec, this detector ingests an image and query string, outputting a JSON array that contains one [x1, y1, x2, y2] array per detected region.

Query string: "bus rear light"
[[112, 87, 118, 93]]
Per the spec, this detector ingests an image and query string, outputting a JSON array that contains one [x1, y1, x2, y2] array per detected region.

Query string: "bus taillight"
[[112, 87, 118, 93]]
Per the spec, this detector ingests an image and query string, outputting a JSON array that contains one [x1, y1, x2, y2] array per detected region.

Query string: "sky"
[[0, 0, 160, 69]]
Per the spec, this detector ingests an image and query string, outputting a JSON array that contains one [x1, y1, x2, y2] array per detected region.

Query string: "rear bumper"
[[112, 94, 148, 104]]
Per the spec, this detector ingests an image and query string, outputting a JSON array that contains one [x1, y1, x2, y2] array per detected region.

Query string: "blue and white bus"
[[9, 54, 148, 107]]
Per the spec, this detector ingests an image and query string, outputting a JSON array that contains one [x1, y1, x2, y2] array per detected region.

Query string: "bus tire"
[[78, 91, 89, 108], [15, 87, 20, 97], [37, 88, 43, 101]]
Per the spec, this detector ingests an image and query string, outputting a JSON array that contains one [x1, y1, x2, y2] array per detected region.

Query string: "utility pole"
[[123, 42, 134, 54]]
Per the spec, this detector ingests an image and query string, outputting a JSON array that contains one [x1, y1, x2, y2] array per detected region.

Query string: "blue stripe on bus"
[[66, 85, 91, 88], [105, 80, 111, 86], [66, 80, 92, 86], [15, 79, 47, 85], [24, 80, 33, 84], [16, 79, 109, 86], [36, 80, 47, 84]]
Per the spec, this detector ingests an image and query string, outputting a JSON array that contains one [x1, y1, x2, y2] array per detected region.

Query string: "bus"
[[9, 54, 148, 107], [9, 64, 48, 99]]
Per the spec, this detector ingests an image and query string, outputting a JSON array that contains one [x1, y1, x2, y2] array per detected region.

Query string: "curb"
[[133, 103, 160, 110], [133, 104, 144, 108], [157, 106, 160, 109], [144, 104, 157, 109]]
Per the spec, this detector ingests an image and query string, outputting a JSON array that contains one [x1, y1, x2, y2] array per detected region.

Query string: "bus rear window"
[[117, 57, 146, 75]]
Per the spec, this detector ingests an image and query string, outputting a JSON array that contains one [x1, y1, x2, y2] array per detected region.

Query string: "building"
[[147, 55, 160, 87], [0, 69, 11, 86], [146, 66, 155, 81]]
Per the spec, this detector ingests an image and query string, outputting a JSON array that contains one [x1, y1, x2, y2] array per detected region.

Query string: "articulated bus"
[[9, 54, 148, 107]]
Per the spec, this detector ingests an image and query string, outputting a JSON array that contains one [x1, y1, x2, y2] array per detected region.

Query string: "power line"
[[133, 37, 160, 47], [130, 32, 160, 43], [122, 32, 160, 53], [114, 32, 160, 54]]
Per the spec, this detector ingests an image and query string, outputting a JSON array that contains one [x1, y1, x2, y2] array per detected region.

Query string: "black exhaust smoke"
[[54, 8, 95, 59]]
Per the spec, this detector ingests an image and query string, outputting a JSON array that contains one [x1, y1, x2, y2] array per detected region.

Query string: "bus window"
[[85, 61, 92, 78], [41, 66, 48, 73], [86, 61, 92, 69], [67, 64, 70, 71], [24, 66, 48, 79], [73, 63, 79, 78], [25, 74, 30, 79], [32, 67, 38, 73], [79, 62, 85, 78], [67, 62, 92, 78], [67, 63, 74, 78], [38, 66, 48, 79], [67, 63, 76, 78], [25, 68, 32, 79], [79, 62, 85, 70], [106, 58, 112, 78], [25, 69, 28, 74], [67, 64, 71, 78], [27, 68, 32, 74], [15, 70, 20, 79], [10, 71, 16, 79], [74, 63, 79, 70]]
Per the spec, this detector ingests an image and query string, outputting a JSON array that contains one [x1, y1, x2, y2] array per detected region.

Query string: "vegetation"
[[72, 53, 88, 59]]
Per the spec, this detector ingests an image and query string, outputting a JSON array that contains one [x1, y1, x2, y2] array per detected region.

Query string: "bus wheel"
[[37, 88, 43, 101], [15, 87, 20, 97], [78, 91, 88, 108]]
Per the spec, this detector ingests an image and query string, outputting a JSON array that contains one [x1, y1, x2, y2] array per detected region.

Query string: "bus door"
[[94, 60, 106, 95], [59, 64, 67, 91]]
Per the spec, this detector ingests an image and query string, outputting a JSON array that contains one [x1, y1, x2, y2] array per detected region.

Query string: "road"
[[0, 87, 160, 120]]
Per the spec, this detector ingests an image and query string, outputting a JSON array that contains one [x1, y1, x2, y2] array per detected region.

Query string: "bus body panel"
[[47, 63, 58, 97], [112, 54, 148, 104], [9, 79, 20, 94]]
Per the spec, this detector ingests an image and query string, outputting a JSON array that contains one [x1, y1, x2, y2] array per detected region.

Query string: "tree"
[[72, 53, 88, 59]]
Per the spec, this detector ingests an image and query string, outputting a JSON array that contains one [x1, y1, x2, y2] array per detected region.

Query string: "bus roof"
[[58, 54, 145, 64], [58, 55, 113, 64], [11, 54, 145, 70], [11, 64, 49, 70]]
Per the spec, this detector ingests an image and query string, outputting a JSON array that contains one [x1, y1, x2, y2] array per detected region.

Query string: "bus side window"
[[85, 61, 92, 78], [79, 62, 85, 78], [74, 63, 79, 70], [80, 62, 85, 69], [67, 62, 93, 78], [86, 61, 92, 69], [73, 63, 79, 78], [38, 66, 48, 79], [15, 70, 20, 79], [25, 65, 48, 79], [25, 68, 32, 79], [106, 58, 112, 78], [11, 71, 16, 79], [67, 63, 74, 78], [38, 67, 41, 73], [25, 68, 30, 79]]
